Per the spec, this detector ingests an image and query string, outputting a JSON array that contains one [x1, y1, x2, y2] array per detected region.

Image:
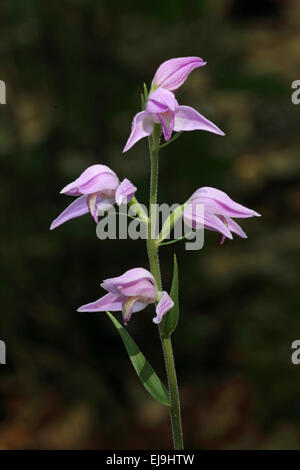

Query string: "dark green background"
[[0, 0, 300, 449]]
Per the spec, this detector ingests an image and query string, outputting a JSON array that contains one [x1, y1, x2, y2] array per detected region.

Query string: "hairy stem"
[[146, 125, 184, 450]]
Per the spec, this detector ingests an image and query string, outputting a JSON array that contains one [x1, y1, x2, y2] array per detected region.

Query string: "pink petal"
[[152, 57, 206, 92], [123, 111, 153, 153], [77, 173, 119, 196], [226, 217, 248, 239], [153, 292, 174, 324], [101, 268, 155, 294], [115, 178, 137, 205], [97, 198, 115, 213], [61, 165, 118, 195], [220, 216, 248, 247], [159, 110, 175, 141], [133, 302, 149, 313], [174, 106, 225, 135], [88, 193, 100, 223], [204, 212, 233, 240], [122, 297, 147, 325], [146, 88, 179, 114], [50, 195, 89, 230], [120, 279, 156, 300], [77, 293, 124, 312], [182, 201, 204, 228], [183, 203, 233, 240], [190, 187, 260, 218]]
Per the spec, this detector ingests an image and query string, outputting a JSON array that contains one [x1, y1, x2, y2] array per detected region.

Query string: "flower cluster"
[[51, 56, 260, 326]]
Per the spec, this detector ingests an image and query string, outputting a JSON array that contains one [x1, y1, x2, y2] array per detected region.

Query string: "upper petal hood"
[[120, 278, 156, 300], [61, 165, 119, 196], [146, 89, 178, 141], [146, 88, 179, 114], [189, 187, 261, 218], [151, 56, 206, 92], [101, 268, 156, 294]]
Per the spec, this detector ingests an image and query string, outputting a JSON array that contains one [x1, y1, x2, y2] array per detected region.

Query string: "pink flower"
[[50, 165, 136, 230], [183, 187, 261, 244], [151, 56, 206, 92], [123, 57, 224, 152], [78, 268, 174, 325]]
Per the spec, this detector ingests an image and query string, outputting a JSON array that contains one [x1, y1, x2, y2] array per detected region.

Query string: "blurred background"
[[0, 0, 300, 450]]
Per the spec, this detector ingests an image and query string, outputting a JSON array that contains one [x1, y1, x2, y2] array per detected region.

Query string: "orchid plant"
[[51, 57, 260, 449]]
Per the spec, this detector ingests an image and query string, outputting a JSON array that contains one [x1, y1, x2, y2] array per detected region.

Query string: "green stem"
[[146, 125, 184, 450]]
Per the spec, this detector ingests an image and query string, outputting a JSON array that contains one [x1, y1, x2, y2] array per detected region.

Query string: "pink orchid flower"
[[151, 56, 207, 92], [50, 165, 136, 230], [78, 267, 174, 325], [183, 187, 261, 244], [123, 57, 224, 152]]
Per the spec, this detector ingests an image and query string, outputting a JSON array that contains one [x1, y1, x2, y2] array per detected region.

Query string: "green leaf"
[[161, 254, 179, 337], [157, 204, 185, 244], [105, 311, 170, 407]]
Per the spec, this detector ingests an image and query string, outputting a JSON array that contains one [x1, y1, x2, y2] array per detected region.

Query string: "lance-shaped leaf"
[[105, 311, 170, 407], [157, 204, 186, 245], [128, 197, 149, 223], [161, 254, 179, 337]]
